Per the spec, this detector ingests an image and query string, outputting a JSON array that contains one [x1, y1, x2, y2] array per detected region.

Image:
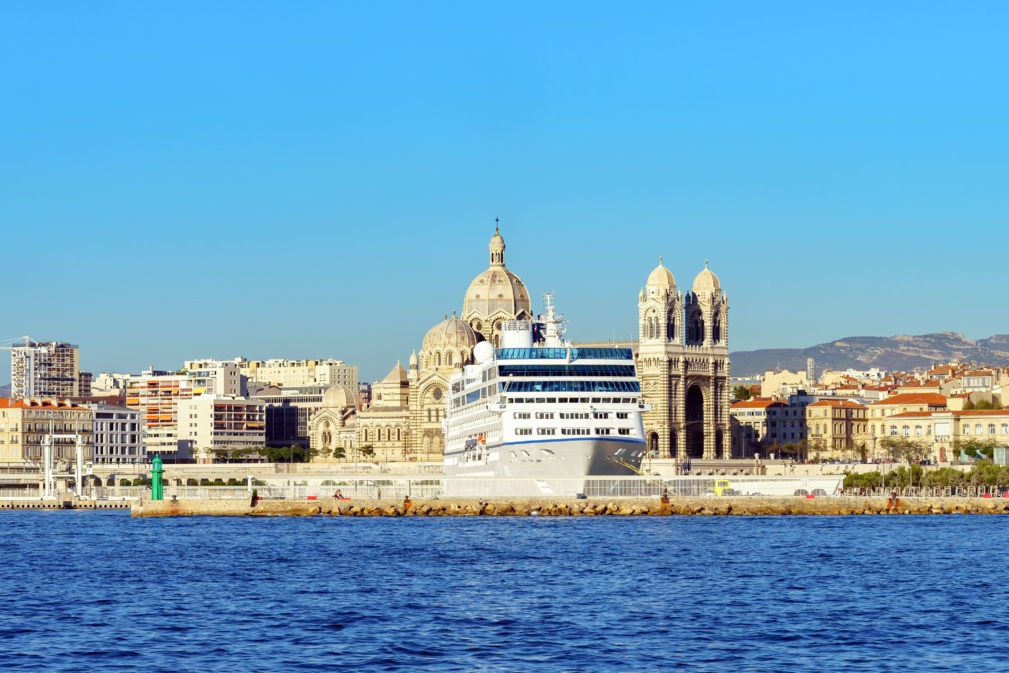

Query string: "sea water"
[[0, 511, 1005, 672]]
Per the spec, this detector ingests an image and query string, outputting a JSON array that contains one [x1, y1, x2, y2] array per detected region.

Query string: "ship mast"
[[540, 292, 569, 348]]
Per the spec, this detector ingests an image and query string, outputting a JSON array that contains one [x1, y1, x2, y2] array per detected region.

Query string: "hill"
[[730, 332, 1009, 377]]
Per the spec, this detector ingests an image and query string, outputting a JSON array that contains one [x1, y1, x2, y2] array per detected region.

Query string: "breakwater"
[[131, 495, 1009, 517]]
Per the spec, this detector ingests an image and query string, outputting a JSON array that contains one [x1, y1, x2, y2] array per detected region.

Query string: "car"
[[811, 488, 827, 496], [793, 488, 809, 496]]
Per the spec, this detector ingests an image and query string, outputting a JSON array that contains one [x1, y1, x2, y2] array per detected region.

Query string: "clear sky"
[[2, 2, 1007, 384]]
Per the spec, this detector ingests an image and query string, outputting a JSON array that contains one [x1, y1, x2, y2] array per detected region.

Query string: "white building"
[[187, 358, 358, 390], [125, 365, 244, 458], [89, 404, 145, 464], [179, 395, 266, 462]]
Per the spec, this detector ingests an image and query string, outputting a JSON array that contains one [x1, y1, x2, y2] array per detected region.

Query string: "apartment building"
[[89, 403, 145, 464], [0, 398, 94, 462], [867, 393, 947, 443], [178, 395, 266, 462], [9, 341, 81, 399], [806, 399, 869, 458], [125, 365, 243, 458], [191, 358, 359, 390]]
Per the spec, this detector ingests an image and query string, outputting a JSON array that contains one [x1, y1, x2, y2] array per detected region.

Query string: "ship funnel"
[[500, 320, 534, 349]]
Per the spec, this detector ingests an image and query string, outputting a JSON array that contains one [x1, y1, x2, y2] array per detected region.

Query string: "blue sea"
[[0, 511, 1006, 672]]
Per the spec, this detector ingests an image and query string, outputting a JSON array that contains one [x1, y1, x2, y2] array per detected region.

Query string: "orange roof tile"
[[0, 397, 89, 410], [870, 393, 947, 407], [730, 399, 783, 409], [808, 399, 866, 409]]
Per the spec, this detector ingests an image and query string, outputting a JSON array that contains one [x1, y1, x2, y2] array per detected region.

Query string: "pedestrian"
[[377, 487, 382, 500]]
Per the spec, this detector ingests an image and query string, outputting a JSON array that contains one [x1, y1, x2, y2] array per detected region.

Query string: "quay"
[[131, 495, 1009, 517], [2, 498, 131, 510]]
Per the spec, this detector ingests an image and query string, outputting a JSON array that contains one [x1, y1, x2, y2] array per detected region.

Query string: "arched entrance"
[[685, 385, 705, 458]]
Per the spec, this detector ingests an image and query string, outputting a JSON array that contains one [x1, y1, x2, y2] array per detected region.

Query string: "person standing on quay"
[[377, 487, 382, 500]]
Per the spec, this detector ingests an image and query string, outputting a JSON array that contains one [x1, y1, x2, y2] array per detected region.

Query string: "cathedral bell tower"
[[637, 258, 731, 462]]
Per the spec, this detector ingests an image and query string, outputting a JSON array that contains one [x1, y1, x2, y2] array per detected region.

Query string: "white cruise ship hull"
[[444, 437, 646, 496]]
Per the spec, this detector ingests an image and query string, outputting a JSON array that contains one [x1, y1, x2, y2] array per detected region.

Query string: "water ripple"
[[0, 512, 1007, 671]]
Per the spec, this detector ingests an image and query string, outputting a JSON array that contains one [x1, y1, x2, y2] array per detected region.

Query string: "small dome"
[[422, 314, 479, 352], [321, 384, 357, 409], [646, 257, 676, 288], [692, 261, 721, 293]]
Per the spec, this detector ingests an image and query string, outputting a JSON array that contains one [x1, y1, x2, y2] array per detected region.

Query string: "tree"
[[333, 446, 346, 461], [732, 385, 752, 401], [879, 436, 929, 463], [360, 444, 376, 460], [954, 439, 1002, 461]]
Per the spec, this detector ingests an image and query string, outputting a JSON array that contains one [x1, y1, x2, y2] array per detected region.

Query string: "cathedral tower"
[[637, 259, 730, 461]]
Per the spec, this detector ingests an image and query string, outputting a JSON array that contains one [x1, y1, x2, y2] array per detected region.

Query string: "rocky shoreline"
[[131, 495, 1009, 517]]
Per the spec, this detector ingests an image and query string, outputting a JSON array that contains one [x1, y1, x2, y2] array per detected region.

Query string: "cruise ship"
[[443, 295, 648, 494]]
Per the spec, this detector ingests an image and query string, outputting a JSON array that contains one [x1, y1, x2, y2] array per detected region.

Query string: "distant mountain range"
[[0, 384, 9, 397], [730, 332, 1009, 378]]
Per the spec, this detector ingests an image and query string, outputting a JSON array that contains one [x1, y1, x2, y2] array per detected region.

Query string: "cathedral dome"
[[321, 384, 357, 409], [692, 262, 721, 294], [462, 228, 532, 324], [422, 314, 479, 352], [646, 258, 676, 288]]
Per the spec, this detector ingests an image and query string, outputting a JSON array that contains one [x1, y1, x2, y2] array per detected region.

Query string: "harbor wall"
[[131, 496, 1009, 517]]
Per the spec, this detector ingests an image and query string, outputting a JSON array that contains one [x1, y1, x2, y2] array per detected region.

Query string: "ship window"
[[513, 412, 530, 419], [536, 428, 556, 435], [617, 412, 629, 419], [618, 428, 632, 435], [595, 428, 611, 435], [516, 428, 532, 436]]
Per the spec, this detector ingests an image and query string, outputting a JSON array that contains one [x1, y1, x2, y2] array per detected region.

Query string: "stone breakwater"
[[132, 496, 1009, 518]]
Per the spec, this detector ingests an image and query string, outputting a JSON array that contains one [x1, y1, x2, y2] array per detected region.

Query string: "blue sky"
[[2, 2, 1007, 383]]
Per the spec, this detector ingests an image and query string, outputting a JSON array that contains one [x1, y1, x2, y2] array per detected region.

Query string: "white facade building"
[[89, 404, 145, 464], [179, 395, 266, 461]]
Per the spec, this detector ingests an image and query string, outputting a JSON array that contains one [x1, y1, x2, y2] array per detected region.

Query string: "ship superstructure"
[[444, 294, 647, 493]]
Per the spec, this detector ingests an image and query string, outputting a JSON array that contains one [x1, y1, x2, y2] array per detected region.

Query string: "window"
[[963, 424, 971, 435], [618, 428, 632, 435], [989, 424, 996, 435], [890, 426, 897, 436], [535, 412, 554, 420], [536, 428, 556, 435], [513, 412, 530, 419], [516, 428, 532, 436], [1002, 424, 1008, 435], [914, 426, 922, 436], [976, 424, 983, 435], [595, 428, 611, 435]]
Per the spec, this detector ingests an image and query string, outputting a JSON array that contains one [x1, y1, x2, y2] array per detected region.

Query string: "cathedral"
[[636, 259, 731, 460], [310, 228, 730, 463]]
